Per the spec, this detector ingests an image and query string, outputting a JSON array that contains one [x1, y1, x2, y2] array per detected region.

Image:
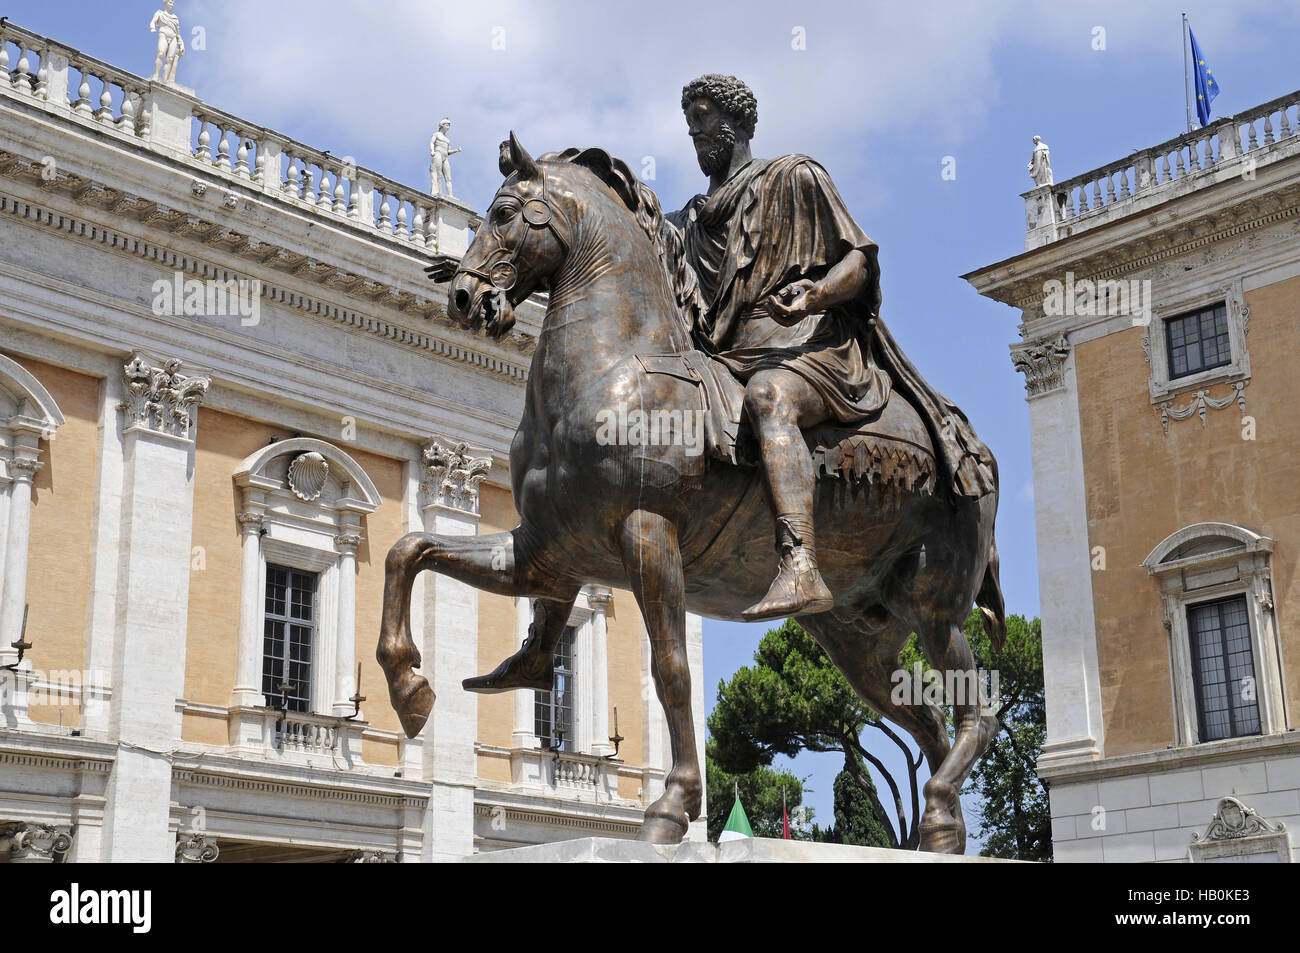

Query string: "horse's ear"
[[499, 131, 540, 180]]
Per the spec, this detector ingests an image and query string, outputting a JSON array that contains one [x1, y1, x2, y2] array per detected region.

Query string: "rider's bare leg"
[[741, 368, 835, 621]]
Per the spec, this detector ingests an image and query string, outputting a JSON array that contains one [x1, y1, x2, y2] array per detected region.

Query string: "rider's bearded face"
[[694, 117, 737, 177]]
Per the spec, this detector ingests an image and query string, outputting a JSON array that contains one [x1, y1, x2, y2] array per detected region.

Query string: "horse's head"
[[446, 132, 572, 339]]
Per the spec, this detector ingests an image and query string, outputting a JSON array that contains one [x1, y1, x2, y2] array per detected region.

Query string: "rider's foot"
[[462, 639, 554, 694], [741, 544, 834, 621]]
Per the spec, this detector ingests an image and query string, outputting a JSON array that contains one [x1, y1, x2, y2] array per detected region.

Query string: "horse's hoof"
[[395, 677, 434, 738], [918, 820, 965, 854], [636, 814, 688, 844]]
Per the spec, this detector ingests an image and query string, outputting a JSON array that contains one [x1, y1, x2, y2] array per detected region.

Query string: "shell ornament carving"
[[287, 451, 329, 502]]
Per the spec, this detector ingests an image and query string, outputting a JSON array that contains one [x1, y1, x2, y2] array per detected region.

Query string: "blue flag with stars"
[[1189, 27, 1221, 127]]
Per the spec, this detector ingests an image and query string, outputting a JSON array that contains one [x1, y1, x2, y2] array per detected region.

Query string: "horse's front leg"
[[618, 509, 701, 843], [378, 527, 560, 737]]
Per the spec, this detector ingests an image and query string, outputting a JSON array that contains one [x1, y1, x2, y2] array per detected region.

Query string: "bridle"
[[458, 169, 570, 296]]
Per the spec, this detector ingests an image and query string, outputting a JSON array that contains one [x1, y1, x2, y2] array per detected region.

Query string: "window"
[[262, 565, 318, 713], [535, 626, 577, 751], [1143, 278, 1251, 413], [1143, 523, 1284, 746], [1166, 304, 1231, 379], [1187, 596, 1261, 742]]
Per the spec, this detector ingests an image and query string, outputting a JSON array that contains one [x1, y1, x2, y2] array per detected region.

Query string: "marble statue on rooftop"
[[1028, 135, 1053, 186], [430, 118, 462, 197], [150, 0, 185, 84]]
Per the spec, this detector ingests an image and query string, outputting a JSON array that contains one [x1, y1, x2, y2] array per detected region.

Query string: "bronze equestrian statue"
[[377, 75, 1006, 853]]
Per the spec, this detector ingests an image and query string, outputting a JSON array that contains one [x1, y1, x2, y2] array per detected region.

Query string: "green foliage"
[[705, 741, 805, 841], [709, 619, 875, 772], [962, 610, 1052, 861], [811, 763, 892, 847]]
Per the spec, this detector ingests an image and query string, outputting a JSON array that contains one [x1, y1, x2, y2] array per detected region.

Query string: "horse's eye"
[[495, 205, 518, 224]]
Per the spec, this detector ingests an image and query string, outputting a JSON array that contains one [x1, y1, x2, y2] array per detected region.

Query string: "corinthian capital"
[[1010, 333, 1071, 396], [0, 822, 73, 861], [119, 351, 211, 438], [420, 437, 492, 514]]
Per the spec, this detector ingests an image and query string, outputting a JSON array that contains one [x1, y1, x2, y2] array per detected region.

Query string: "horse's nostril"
[[454, 288, 470, 314]]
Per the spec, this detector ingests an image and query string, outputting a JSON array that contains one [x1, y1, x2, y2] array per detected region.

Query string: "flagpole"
[[1183, 13, 1194, 133]]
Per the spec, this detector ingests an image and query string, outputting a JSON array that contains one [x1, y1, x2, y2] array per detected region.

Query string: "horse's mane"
[[542, 147, 705, 337]]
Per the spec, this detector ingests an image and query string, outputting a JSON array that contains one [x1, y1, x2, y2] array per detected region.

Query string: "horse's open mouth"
[[478, 286, 516, 339]]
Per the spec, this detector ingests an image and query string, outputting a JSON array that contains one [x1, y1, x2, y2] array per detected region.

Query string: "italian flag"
[[719, 793, 754, 843]]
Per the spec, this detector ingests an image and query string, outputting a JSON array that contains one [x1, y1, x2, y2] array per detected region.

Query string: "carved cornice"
[[972, 182, 1300, 315], [119, 351, 211, 437], [175, 832, 220, 863], [421, 438, 492, 514], [0, 156, 538, 372], [1010, 333, 1071, 396]]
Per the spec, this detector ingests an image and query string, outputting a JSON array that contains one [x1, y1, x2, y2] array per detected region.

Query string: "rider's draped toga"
[[667, 154, 996, 499]]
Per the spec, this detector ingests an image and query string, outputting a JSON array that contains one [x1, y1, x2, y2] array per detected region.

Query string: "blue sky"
[[12, 0, 1299, 847]]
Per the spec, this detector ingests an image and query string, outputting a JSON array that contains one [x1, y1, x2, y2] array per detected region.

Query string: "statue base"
[[462, 836, 1027, 863]]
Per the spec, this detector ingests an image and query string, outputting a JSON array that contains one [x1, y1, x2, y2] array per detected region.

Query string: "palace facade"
[[967, 90, 1300, 862], [0, 20, 704, 862]]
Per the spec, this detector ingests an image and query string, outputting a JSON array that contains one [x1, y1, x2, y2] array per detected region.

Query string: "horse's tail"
[[976, 536, 1007, 653]]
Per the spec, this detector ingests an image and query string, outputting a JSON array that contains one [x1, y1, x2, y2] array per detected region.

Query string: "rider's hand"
[[763, 279, 818, 326]]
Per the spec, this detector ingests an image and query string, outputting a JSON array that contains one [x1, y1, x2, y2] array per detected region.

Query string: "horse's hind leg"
[[800, 610, 950, 847], [378, 527, 568, 738], [618, 509, 700, 844], [914, 617, 998, 854]]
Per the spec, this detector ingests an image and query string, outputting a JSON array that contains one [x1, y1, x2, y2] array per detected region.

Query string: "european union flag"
[[1189, 28, 1221, 126]]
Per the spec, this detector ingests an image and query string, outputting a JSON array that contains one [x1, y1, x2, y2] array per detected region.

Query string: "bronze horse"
[[377, 134, 1005, 852]]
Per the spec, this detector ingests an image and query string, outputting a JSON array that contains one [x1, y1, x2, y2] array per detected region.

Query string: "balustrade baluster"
[[235, 134, 250, 176], [195, 118, 212, 161], [332, 172, 347, 214], [95, 77, 114, 122], [217, 126, 231, 170]]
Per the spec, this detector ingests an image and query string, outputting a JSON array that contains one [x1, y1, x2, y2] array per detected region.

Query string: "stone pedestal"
[[463, 836, 1027, 864]]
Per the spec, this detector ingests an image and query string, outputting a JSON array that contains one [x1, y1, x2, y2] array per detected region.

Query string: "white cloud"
[[179, 0, 1296, 211]]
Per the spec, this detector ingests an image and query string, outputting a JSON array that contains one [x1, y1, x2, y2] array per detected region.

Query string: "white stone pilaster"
[[417, 437, 489, 861], [1014, 339, 1105, 766], [100, 353, 209, 863], [512, 596, 538, 749], [686, 610, 707, 842]]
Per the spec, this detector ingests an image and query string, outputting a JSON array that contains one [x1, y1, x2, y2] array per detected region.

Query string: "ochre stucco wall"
[[184, 409, 405, 738], [1075, 274, 1300, 755], [10, 355, 99, 727]]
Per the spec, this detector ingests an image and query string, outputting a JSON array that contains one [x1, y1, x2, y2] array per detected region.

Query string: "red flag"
[[782, 786, 791, 840]]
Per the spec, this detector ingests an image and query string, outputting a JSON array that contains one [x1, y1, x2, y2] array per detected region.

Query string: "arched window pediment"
[[233, 437, 382, 513], [1143, 522, 1272, 575]]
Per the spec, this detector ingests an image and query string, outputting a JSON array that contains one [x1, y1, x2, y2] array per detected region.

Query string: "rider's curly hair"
[[680, 74, 757, 139]]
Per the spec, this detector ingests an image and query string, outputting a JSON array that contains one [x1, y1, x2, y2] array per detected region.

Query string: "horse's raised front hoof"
[[636, 806, 689, 844], [392, 675, 435, 739]]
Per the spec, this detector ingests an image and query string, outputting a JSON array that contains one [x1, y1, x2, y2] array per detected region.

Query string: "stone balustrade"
[[550, 750, 605, 788], [1024, 89, 1300, 249], [276, 710, 341, 754], [0, 19, 477, 256]]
